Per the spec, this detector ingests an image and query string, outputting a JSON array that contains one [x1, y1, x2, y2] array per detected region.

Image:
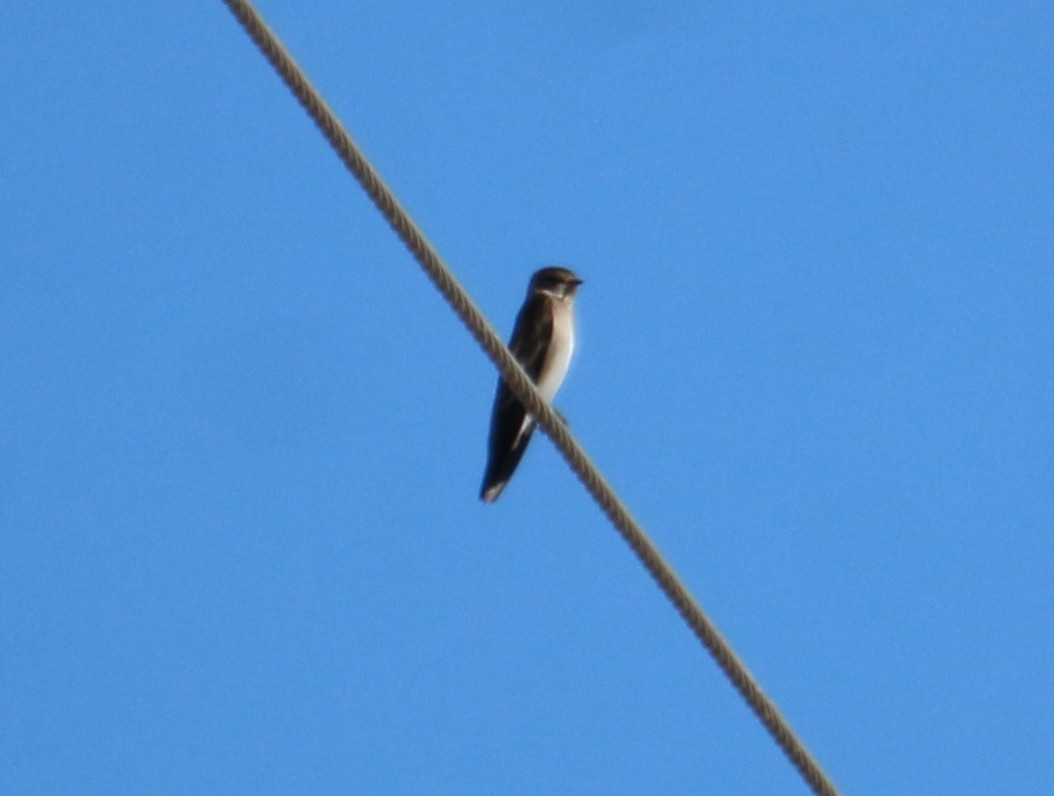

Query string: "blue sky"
[[3, 2, 1052, 793]]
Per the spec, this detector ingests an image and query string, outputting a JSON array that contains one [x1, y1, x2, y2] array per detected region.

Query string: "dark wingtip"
[[480, 480, 506, 503]]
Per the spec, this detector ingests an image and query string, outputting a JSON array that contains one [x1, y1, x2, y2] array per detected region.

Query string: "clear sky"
[[3, 3, 1052, 794]]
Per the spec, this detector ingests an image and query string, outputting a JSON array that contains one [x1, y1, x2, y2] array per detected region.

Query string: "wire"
[[219, 2, 841, 794]]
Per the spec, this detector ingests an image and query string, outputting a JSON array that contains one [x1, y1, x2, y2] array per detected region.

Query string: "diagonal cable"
[[218, 2, 840, 794]]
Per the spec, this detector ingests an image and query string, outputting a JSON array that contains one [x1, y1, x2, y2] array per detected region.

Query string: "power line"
[[218, 2, 840, 794]]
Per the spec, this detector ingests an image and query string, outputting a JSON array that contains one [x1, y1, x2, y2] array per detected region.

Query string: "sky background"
[[2, 2, 1052, 794]]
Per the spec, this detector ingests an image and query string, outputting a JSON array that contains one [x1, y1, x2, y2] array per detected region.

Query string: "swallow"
[[480, 266, 583, 502]]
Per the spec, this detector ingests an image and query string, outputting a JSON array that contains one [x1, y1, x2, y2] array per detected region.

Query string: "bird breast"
[[536, 304, 574, 402]]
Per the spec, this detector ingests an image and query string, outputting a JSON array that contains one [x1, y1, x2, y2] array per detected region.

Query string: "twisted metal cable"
[[219, 2, 839, 794]]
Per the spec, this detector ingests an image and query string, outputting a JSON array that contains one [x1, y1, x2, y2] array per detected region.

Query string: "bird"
[[480, 266, 584, 503]]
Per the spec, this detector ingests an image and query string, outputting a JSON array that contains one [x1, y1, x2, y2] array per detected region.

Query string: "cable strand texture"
[[219, 2, 839, 794]]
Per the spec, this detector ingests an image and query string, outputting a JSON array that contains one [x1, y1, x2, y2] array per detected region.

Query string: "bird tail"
[[479, 424, 535, 503]]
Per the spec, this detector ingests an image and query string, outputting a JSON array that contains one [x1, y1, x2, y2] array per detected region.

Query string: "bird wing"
[[500, 293, 553, 445], [479, 295, 553, 501]]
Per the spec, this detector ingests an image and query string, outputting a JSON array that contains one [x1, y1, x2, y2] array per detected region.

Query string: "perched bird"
[[480, 266, 584, 503]]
